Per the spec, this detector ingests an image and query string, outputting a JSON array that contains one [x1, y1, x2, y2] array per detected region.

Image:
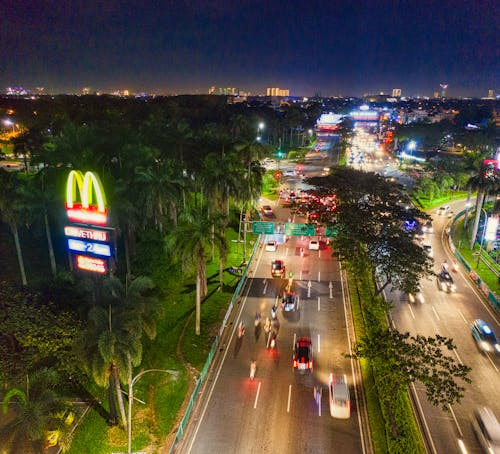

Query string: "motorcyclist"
[[250, 360, 257, 379], [237, 321, 245, 338]]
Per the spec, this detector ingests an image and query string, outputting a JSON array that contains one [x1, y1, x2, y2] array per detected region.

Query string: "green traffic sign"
[[326, 226, 338, 236], [284, 223, 316, 236], [252, 221, 275, 234]]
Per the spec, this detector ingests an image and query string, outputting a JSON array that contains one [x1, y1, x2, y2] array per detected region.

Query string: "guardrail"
[[168, 238, 260, 453], [449, 210, 500, 312]]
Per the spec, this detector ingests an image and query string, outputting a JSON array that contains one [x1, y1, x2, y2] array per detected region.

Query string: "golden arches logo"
[[65, 170, 108, 225]]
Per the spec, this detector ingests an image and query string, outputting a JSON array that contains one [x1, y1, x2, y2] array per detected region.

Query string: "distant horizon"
[[1, 86, 498, 100]]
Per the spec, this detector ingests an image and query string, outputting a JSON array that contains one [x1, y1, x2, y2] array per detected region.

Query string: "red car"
[[293, 336, 313, 371], [271, 260, 285, 278]]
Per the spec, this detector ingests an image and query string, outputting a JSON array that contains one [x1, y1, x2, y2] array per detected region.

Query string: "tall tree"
[[77, 276, 161, 429], [165, 207, 223, 335], [0, 169, 27, 285]]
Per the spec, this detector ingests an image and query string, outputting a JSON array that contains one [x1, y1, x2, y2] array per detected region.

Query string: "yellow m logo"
[[65, 170, 108, 225]]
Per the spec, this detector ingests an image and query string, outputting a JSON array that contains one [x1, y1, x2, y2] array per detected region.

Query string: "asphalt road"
[[388, 199, 500, 454], [180, 169, 369, 453]]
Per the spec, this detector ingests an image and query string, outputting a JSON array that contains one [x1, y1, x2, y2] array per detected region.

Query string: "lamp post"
[[127, 367, 179, 454], [257, 122, 265, 142]]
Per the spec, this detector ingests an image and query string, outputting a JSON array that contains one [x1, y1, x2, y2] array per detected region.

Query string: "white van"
[[471, 407, 500, 453], [328, 374, 350, 419]]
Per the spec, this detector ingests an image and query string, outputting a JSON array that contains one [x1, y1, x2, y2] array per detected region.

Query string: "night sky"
[[1, 0, 498, 97]]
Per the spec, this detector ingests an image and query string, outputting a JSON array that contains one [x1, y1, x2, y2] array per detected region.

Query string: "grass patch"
[[348, 273, 388, 453], [452, 218, 500, 292], [414, 191, 470, 210]]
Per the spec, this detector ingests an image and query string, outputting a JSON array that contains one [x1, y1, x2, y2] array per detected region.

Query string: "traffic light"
[[276, 149, 284, 160], [275, 170, 282, 180]]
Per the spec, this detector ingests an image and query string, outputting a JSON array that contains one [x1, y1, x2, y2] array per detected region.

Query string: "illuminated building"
[[266, 87, 290, 96], [392, 88, 401, 97]]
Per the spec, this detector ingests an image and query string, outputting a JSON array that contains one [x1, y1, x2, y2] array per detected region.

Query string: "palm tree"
[[0, 169, 27, 285], [165, 207, 223, 335], [466, 172, 500, 249], [0, 368, 69, 454], [77, 276, 161, 430], [16, 168, 60, 277]]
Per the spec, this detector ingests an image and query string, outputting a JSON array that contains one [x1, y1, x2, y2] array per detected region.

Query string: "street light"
[[3, 119, 15, 133], [256, 122, 265, 142], [127, 368, 179, 454]]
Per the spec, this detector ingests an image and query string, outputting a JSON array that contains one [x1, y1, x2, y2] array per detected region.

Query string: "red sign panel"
[[76, 255, 107, 274]]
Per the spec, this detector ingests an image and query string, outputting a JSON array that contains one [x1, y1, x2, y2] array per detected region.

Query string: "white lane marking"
[[411, 383, 438, 454], [317, 334, 321, 353], [286, 248, 289, 256], [318, 388, 322, 416], [486, 353, 499, 372], [287, 384, 292, 413], [254, 382, 261, 409], [317, 296, 321, 311], [453, 348, 463, 365], [317, 271, 321, 282], [457, 438, 468, 454], [448, 404, 465, 438], [432, 305, 441, 321], [263, 281, 267, 295], [457, 309, 468, 325], [407, 303, 415, 319], [293, 333, 296, 351]]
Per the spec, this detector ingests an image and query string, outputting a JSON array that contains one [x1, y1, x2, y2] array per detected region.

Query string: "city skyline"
[[1, 0, 498, 97]]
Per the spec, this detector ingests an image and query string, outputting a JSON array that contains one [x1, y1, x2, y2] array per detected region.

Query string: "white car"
[[471, 407, 500, 454], [283, 170, 295, 177], [328, 374, 350, 419], [422, 241, 433, 257], [309, 239, 320, 250], [265, 240, 277, 252], [437, 205, 451, 215], [408, 289, 425, 304]]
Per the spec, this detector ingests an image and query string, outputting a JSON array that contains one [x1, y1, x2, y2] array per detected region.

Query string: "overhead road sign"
[[252, 221, 275, 234], [284, 223, 316, 236]]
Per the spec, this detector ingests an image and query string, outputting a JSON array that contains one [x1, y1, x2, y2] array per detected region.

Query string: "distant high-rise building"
[[209, 86, 239, 95], [487, 89, 494, 99], [267, 87, 290, 97], [392, 88, 401, 97], [433, 91, 440, 99], [440, 83, 448, 98]]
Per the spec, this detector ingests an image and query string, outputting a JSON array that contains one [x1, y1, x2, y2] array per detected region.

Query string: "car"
[[328, 374, 351, 419], [437, 205, 451, 215], [422, 241, 433, 257], [437, 270, 456, 292], [422, 220, 433, 233], [283, 169, 295, 177], [265, 240, 277, 252], [293, 336, 313, 371], [261, 205, 273, 216], [282, 292, 299, 312], [471, 319, 500, 354], [271, 259, 285, 278], [408, 288, 425, 304], [289, 191, 296, 201], [471, 407, 500, 453], [309, 239, 320, 250]]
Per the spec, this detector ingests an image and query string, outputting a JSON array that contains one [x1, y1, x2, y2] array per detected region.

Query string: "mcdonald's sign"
[[65, 170, 108, 225]]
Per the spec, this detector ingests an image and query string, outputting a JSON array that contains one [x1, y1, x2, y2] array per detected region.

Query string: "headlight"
[[480, 341, 492, 351], [494, 344, 500, 353], [450, 284, 456, 292]]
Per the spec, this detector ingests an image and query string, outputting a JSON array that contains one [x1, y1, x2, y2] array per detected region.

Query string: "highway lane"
[[389, 200, 500, 454], [183, 185, 367, 453]]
